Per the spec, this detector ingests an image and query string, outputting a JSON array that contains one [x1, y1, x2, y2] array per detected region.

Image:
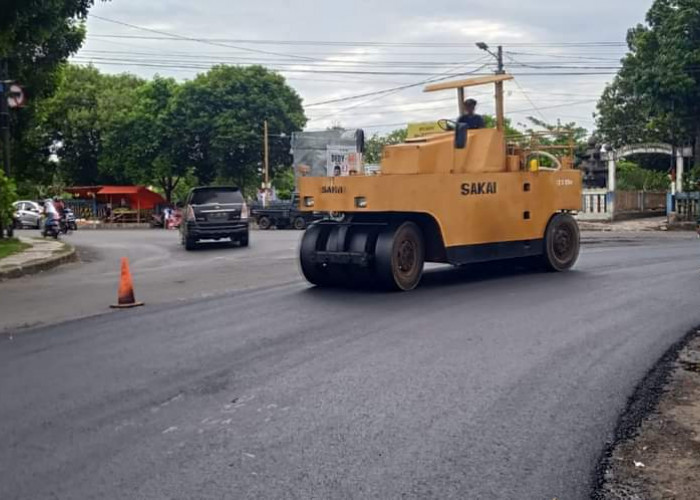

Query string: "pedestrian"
[[163, 206, 172, 229]]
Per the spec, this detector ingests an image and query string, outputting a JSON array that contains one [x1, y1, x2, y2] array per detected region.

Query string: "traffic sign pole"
[[0, 59, 10, 177]]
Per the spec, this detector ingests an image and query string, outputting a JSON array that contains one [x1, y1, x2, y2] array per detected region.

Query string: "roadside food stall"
[[65, 185, 166, 223]]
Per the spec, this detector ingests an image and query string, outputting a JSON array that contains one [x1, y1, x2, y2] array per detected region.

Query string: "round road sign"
[[8, 84, 26, 109]]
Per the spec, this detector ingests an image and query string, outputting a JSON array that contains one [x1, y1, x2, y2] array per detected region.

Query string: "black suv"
[[181, 186, 250, 250]]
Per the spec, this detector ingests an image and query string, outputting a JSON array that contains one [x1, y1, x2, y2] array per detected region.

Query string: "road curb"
[[0, 242, 78, 281]]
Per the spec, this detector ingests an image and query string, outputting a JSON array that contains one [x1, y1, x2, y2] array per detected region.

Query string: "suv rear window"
[[190, 188, 243, 205]]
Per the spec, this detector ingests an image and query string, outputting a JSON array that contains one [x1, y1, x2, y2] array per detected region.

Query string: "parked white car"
[[12, 200, 42, 229]]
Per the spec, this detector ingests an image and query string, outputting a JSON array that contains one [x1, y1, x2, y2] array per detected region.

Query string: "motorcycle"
[[42, 218, 60, 239], [60, 208, 78, 234]]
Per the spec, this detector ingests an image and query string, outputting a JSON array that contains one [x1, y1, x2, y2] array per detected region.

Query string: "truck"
[[252, 193, 322, 230], [296, 73, 583, 291]]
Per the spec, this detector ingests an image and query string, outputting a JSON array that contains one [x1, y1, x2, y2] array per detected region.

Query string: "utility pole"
[[0, 59, 10, 177], [263, 120, 269, 208], [476, 43, 506, 132], [495, 46, 505, 132]]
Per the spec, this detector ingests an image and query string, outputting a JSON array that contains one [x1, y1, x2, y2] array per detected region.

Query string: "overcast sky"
[[76, 0, 654, 135]]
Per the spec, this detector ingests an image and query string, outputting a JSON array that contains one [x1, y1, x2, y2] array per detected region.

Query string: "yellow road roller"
[[297, 74, 582, 290]]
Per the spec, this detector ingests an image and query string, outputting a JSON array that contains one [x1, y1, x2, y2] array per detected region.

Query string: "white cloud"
[[416, 18, 528, 41], [76, 0, 656, 134]]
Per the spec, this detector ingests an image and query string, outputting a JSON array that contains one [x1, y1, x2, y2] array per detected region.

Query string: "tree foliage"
[[616, 160, 671, 191], [597, 0, 700, 166], [25, 64, 306, 200], [0, 0, 98, 98], [364, 128, 407, 164], [1, 1, 102, 185], [171, 65, 306, 194], [101, 76, 188, 201], [38, 64, 144, 185], [0, 170, 18, 235]]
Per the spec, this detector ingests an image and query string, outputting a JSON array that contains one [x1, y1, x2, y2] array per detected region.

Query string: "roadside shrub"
[[617, 161, 670, 191], [0, 171, 18, 233]]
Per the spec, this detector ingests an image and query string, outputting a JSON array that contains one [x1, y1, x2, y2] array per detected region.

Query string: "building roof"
[[97, 186, 144, 195]]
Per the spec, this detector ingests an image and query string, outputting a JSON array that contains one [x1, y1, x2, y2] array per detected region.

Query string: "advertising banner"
[[326, 145, 362, 176]]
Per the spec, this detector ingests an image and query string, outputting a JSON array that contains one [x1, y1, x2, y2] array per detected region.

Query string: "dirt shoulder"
[[594, 328, 700, 499]]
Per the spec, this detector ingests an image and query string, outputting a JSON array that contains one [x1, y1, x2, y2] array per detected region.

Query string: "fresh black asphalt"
[[1, 233, 698, 499]]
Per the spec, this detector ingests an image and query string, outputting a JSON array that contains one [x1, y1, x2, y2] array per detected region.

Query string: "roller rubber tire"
[[541, 213, 580, 272], [300, 224, 334, 287], [374, 222, 425, 291]]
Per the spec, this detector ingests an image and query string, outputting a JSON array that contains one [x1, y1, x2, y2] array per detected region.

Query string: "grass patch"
[[0, 238, 31, 260]]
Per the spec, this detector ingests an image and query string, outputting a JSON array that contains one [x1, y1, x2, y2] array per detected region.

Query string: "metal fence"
[[673, 192, 700, 221], [577, 190, 669, 221], [578, 189, 611, 220]]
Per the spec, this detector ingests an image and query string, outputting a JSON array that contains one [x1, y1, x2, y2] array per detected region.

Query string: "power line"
[[71, 58, 622, 77], [506, 54, 548, 122], [84, 38, 626, 58], [308, 63, 490, 122], [77, 50, 499, 68], [85, 34, 626, 48], [302, 60, 489, 107], [89, 14, 321, 63], [78, 48, 626, 68], [330, 99, 600, 131], [308, 98, 599, 120]]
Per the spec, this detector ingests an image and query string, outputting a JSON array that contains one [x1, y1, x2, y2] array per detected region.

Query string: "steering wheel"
[[437, 119, 456, 131]]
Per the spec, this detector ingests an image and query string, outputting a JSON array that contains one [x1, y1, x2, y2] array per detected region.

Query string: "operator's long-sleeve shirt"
[[457, 113, 485, 129]]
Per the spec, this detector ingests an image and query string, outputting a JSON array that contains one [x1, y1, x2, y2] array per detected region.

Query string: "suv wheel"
[[184, 236, 197, 251], [239, 233, 249, 247]]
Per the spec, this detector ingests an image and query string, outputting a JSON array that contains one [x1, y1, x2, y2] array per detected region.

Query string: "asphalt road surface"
[[0, 229, 303, 332], [1, 230, 699, 499]]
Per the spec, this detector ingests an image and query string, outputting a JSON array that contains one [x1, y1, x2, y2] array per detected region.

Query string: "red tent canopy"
[[65, 185, 166, 210]]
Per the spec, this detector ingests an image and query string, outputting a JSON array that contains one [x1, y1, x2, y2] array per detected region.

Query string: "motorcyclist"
[[42, 198, 59, 232]]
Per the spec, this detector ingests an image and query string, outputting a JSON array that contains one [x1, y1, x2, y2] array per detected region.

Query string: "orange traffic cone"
[[110, 257, 144, 308]]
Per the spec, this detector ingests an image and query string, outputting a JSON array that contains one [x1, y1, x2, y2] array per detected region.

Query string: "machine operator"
[[457, 98, 485, 129]]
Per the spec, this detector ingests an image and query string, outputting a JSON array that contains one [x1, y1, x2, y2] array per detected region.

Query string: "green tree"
[[364, 128, 407, 164], [616, 160, 671, 191], [170, 65, 306, 195], [1, 1, 101, 181], [596, 0, 700, 167], [38, 64, 144, 185], [102, 76, 190, 201], [272, 168, 295, 200]]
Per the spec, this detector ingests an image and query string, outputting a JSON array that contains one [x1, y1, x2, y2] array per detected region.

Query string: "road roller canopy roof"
[[423, 74, 514, 93], [423, 73, 514, 131]]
